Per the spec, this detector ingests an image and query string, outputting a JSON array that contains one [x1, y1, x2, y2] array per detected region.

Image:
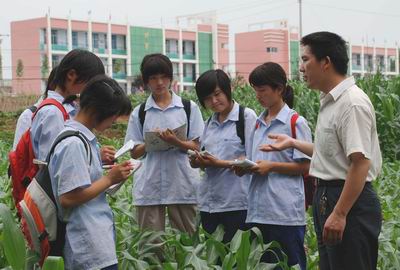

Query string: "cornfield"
[[0, 74, 399, 269]]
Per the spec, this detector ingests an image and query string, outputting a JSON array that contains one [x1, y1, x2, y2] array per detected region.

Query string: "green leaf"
[[221, 252, 235, 270], [0, 203, 26, 270], [41, 256, 64, 270], [162, 262, 178, 270], [235, 230, 251, 270]]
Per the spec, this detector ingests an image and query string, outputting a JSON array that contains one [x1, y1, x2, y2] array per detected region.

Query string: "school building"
[[10, 13, 229, 94], [235, 20, 400, 80]]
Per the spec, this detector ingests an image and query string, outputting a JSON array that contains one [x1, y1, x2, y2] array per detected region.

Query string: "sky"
[[1, 0, 400, 79]]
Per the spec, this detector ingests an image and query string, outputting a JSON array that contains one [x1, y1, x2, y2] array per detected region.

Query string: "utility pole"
[[298, 0, 303, 38], [0, 34, 10, 81]]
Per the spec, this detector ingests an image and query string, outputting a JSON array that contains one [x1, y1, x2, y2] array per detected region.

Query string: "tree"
[[41, 55, 49, 78], [16, 59, 24, 78]]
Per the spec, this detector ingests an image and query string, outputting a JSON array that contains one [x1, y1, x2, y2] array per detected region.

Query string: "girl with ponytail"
[[233, 62, 312, 269]]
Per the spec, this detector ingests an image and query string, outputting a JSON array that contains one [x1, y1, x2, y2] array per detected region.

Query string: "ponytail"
[[283, 85, 294, 109]]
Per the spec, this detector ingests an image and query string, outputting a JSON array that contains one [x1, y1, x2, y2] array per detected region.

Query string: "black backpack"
[[138, 98, 192, 137]]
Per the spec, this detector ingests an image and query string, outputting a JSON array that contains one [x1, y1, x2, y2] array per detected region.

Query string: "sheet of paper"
[[106, 159, 142, 196], [144, 124, 187, 152], [114, 140, 135, 159]]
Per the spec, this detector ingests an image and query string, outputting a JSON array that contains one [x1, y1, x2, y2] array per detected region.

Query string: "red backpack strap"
[[32, 98, 69, 121], [290, 113, 299, 139]]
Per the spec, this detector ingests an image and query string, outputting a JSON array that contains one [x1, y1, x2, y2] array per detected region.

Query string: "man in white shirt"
[[260, 31, 382, 270]]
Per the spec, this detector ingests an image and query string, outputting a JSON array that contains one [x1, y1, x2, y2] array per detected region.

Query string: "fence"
[[0, 95, 40, 113]]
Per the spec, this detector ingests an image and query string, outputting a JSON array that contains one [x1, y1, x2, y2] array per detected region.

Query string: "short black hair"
[[249, 62, 294, 108], [301, 31, 349, 75], [53, 49, 105, 91], [79, 75, 132, 123], [195, 69, 232, 107], [140, 53, 173, 84]]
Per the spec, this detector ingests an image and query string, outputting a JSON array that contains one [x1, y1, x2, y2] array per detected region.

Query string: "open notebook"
[[105, 159, 142, 196]]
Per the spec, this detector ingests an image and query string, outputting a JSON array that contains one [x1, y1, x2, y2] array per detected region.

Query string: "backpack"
[[8, 98, 69, 216], [205, 105, 246, 145], [290, 113, 316, 210], [19, 130, 92, 266], [28, 105, 37, 113], [138, 98, 191, 137]]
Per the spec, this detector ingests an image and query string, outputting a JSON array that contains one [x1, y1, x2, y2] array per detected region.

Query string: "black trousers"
[[313, 181, 382, 270], [200, 210, 248, 243]]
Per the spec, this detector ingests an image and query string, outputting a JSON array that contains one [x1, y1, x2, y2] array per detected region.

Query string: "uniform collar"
[[145, 91, 183, 111], [210, 101, 239, 124], [257, 103, 291, 126], [46, 90, 77, 114], [65, 119, 96, 142]]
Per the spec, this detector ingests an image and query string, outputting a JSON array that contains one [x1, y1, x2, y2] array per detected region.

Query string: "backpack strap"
[[46, 130, 92, 165], [138, 102, 146, 128], [139, 98, 192, 138], [181, 99, 191, 138], [236, 105, 245, 145], [290, 113, 299, 139], [32, 98, 69, 121], [28, 105, 37, 113]]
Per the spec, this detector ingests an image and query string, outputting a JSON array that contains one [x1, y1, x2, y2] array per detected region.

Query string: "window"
[[93, 33, 99, 48], [166, 39, 179, 55], [72, 32, 78, 47], [376, 55, 385, 71], [40, 29, 47, 44], [111, 35, 126, 50], [266, 47, 278, 53], [92, 33, 107, 49], [388, 56, 396, 72], [352, 53, 361, 70], [52, 55, 62, 67], [183, 63, 195, 82], [364, 54, 373, 71], [51, 30, 57, 44], [183, 41, 195, 57], [172, 62, 179, 80]]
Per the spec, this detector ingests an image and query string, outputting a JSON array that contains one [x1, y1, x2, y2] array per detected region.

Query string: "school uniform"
[[48, 120, 117, 270], [12, 98, 42, 150], [30, 91, 77, 161], [198, 102, 257, 243], [247, 104, 312, 270], [125, 91, 204, 234]]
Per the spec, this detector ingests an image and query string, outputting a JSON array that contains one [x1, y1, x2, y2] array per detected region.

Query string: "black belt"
[[316, 178, 371, 187], [316, 179, 345, 187]]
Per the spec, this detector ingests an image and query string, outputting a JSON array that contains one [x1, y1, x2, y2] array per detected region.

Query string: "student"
[[125, 53, 204, 235], [235, 62, 312, 269], [12, 66, 58, 150], [29, 49, 116, 164], [260, 32, 382, 270], [190, 69, 257, 243], [48, 75, 133, 270]]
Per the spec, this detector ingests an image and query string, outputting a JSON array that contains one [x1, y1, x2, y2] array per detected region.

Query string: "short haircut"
[[140, 53, 173, 84], [53, 49, 105, 91], [195, 69, 232, 107], [79, 75, 132, 123], [301, 31, 349, 75], [249, 62, 294, 108]]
